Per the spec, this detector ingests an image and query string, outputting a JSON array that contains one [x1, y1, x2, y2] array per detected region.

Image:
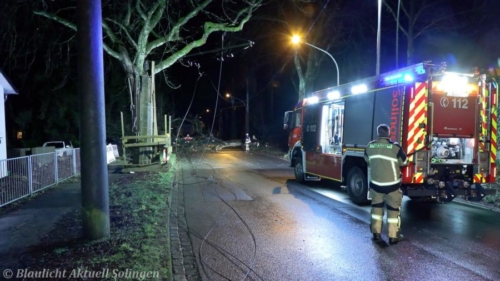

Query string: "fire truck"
[[284, 61, 498, 205]]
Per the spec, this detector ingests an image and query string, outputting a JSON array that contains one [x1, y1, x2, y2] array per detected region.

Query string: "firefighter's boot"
[[386, 189, 403, 242], [389, 237, 399, 245]]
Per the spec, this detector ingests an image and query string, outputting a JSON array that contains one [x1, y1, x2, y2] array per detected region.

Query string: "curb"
[[452, 198, 500, 213], [170, 158, 202, 281]]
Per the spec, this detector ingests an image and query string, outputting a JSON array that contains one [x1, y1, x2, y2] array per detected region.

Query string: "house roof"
[[0, 71, 18, 95]]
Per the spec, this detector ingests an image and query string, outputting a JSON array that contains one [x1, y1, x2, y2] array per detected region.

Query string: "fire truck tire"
[[346, 167, 370, 205], [293, 156, 305, 183]]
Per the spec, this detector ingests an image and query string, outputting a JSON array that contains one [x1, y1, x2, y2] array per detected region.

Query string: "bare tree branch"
[[104, 18, 138, 50], [33, 10, 76, 31], [154, 2, 261, 73], [146, 0, 212, 53], [34, 10, 121, 60]]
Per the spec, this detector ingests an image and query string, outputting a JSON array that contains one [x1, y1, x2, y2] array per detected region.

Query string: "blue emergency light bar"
[[379, 62, 429, 87], [305, 62, 442, 105]]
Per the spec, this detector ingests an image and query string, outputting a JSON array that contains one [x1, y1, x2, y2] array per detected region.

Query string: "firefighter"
[[364, 124, 408, 244]]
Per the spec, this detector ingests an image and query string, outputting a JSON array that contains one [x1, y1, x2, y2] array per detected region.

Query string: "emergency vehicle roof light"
[[328, 91, 340, 100], [307, 96, 319, 104], [438, 73, 471, 97], [383, 73, 413, 85], [351, 84, 367, 95]]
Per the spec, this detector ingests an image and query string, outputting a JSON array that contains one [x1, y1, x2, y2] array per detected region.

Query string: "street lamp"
[[224, 93, 237, 138], [225, 93, 246, 105], [291, 35, 340, 86], [376, 0, 382, 75]]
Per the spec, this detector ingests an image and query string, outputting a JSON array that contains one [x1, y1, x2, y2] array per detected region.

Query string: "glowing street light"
[[376, 0, 382, 75], [291, 35, 340, 86]]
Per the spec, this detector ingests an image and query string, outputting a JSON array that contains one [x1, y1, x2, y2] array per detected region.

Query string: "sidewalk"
[[0, 173, 122, 272], [0, 181, 81, 271]]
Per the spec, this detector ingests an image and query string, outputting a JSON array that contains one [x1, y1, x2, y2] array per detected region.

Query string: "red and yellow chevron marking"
[[413, 172, 423, 183], [473, 173, 486, 183], [407, 83, 428, 161], [479, 87, 488, 151], [491, 107, 497, 163]]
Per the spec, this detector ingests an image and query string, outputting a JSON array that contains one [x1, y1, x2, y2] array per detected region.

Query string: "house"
[[0, 72, 18, 167]]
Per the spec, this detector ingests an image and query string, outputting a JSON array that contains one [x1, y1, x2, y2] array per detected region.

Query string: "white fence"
[[0, 148, 81, 208]]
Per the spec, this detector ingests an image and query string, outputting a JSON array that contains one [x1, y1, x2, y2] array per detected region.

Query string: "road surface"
[[177, 149, 500, 281]]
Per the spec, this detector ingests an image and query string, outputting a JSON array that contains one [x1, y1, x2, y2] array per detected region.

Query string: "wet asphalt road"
[[178, 149, 500, 281]]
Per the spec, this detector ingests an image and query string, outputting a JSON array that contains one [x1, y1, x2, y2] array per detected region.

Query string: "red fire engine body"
[[284, 62, 498, 205]]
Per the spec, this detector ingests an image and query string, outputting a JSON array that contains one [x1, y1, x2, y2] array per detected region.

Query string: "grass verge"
[[16, 157, 176, 281]]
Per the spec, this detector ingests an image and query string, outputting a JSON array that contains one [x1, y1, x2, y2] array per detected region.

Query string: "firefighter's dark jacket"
[[364, 137, 408, 193]]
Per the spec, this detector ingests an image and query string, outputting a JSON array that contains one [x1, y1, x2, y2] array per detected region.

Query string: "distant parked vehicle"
[[42, 141, 74, 157]]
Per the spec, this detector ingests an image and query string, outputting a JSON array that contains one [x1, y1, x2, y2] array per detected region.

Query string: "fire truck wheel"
[[293, 157, 305, 183], [346, 167, 370, 205]]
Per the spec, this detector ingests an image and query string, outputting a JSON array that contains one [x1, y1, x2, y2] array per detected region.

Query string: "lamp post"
[[376, 0, 382, 75], [226, 93, 248, 139], [396, 0, 401, 69], [226, 93, 236, 138], [292, 35, 340, 86]]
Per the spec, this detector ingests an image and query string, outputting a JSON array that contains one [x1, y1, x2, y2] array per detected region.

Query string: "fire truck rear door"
[[302, 104, 322, 175], [302, 104, 320, 152]]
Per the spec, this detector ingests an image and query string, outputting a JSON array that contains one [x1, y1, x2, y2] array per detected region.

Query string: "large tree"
[[34, 0, 263, 142]]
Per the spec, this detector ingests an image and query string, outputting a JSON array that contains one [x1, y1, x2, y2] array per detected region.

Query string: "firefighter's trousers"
[[370, 188, 403, 238]]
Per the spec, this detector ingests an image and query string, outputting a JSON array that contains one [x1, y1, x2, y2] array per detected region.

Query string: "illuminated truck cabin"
[[283, 62, 497, 205]]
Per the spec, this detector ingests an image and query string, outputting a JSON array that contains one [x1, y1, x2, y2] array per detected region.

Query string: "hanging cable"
[[176, 75, 202, 142], [198, 33, 226, 163]]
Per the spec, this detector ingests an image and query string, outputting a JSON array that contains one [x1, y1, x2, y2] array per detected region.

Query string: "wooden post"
[[152, 61, 158, 142], [121, 111, 126, 158], [169, 115, 172, 146]]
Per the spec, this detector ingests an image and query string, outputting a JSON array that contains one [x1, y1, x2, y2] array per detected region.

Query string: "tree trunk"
[[294, 53, 306, 101], [138, 74, 152, 164]]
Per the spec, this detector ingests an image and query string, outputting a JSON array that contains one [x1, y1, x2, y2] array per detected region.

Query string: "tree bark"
[[138, 74, 152, 164]]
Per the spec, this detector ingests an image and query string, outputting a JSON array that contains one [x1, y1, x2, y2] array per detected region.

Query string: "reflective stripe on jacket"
[[364, 137, 408, 193]]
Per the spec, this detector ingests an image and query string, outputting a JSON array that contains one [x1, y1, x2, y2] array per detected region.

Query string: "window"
[[320, 101, 344, 154], [294, 110, 302, 128]]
